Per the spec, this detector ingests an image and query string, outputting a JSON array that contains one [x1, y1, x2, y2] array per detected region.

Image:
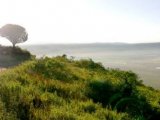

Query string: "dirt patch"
[[0, 68, 6, 72]]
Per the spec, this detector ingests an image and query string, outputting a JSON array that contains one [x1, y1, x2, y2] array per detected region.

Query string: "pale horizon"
[[0, 0, 160, 45]]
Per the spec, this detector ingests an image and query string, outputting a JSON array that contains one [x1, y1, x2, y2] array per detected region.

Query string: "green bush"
[[75, 59, 105, 71]]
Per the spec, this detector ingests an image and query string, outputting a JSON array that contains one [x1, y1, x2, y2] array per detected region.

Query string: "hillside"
[[21, 43, 160, 88], [0, 45, 33, 67], [0, 54, 160, 120]]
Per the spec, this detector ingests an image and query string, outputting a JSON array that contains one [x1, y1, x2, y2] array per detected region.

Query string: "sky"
[[0, 0, 160, 45]]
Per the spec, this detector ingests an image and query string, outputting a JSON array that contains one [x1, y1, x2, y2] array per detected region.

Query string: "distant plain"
[[21, 43, 160, 89]]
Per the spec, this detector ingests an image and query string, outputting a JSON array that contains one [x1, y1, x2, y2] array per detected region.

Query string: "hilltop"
[[0, 52, 160, 120]]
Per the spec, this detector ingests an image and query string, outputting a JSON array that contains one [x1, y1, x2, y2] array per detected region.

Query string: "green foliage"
[[75, 58, 105, 71], [0, 45, 34, 67], [33, 57, 81, 81], [0, 55, 159, 120], [87, 80, 118, 105]]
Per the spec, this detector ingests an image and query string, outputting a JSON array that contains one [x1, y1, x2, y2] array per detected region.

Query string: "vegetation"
[[0, 45, 33, 67], [0, 52, 159, 120], [0, 24, 28, 47]]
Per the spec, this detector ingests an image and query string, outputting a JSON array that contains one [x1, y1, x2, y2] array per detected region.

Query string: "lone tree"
[[0, 24, 28, 48]]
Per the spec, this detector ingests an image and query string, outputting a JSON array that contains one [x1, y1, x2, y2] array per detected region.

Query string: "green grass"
[[0, 53, 159, 120]]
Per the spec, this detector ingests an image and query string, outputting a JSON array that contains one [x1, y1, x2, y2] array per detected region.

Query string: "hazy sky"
[[0, 0, 160, 45]]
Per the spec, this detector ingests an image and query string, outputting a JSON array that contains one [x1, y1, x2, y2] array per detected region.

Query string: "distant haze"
[[22, 43, 160, 88], [0, 0, 160, 45]]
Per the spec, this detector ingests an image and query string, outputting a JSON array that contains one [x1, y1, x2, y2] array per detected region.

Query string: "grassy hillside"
[[0, 54, 160, 120], [21, 43, 160, 88]]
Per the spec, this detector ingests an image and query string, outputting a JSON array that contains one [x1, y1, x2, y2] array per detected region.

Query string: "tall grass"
[[0, 55, 159, 119]]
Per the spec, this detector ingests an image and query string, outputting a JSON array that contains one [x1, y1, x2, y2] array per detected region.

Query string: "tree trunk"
[[13, 43, 15, 48]]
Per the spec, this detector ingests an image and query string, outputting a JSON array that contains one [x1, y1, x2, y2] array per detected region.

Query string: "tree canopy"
[[0, 24, 28, 47]]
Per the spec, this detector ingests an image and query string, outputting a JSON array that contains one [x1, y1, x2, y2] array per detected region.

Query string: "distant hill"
[[21, 42, 160, 52]]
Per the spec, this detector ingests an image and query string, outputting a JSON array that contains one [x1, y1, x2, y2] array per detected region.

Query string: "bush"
[[75, 59, 105, 71]]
